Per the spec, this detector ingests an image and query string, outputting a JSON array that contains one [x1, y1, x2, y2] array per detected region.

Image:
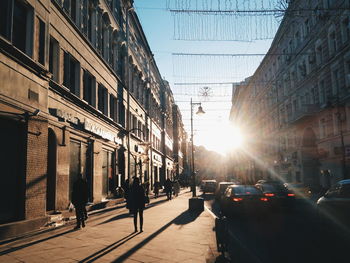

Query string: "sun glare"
[[196, 122, 245, 155]]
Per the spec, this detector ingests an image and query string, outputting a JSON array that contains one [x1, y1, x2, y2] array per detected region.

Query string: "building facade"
[[0, 0, 186, 238], [230, 0, 350, 190]]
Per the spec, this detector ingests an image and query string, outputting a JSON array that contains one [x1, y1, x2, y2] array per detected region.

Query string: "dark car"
[[317, 179, 350, 227], [215, 182, 236, 201], [201, 180, 217, 194], [255, 181, 295, 209], [220, 185, 269, 217]]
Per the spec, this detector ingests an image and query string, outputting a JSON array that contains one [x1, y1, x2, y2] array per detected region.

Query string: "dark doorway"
[[301, 128, 320, 190], [0, 118, 25, 223], [46, 128, 57, 212]]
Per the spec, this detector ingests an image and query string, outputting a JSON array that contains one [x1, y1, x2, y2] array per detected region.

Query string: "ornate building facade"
[[0, 0, 186, 238], [230, 0, 350, 189]]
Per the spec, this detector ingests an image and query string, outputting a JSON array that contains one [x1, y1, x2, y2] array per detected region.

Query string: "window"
[[304, 19, 310, 37], [83, 70, 96, 107], [328, 28, 337, 54], [35, 16, 45, 65], [109, 94, 118, 122], [63, 51, 80, 96], [63, 0, 79, 24], [81, 0, 88, 36], [98, 84, 108, 115], [341, 16, 350, 44], [315, 42, 323, 65], [319, 80, 326, 104], [0, 0, 34, 56], [49, 37, 60, 82], [331, 68, 340, 96]]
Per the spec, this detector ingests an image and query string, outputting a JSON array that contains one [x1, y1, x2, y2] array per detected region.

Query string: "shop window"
[[83, 70, 96, 107], [98, 84, 108, 115], [49, 36, 60, 82], [0, 0, 34, 56], [102, 150, 115, 199], [63, 51, 81, 96], [69, 141, 89, 201]]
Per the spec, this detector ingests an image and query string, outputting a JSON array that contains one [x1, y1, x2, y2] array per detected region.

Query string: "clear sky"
[[134, 0, 277, 155]]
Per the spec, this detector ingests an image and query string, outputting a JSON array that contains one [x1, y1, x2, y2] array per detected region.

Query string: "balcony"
[[288, 104, 320, 124]]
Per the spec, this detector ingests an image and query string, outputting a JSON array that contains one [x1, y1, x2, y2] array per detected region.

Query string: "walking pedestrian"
[[128, 177, 146, 232], [72, 173, 88, 230], [164, 178, 173, 200], [173, 180, 180, 197]]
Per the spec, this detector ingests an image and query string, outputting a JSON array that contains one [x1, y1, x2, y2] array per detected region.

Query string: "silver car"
[[317, 179, 350, 227]]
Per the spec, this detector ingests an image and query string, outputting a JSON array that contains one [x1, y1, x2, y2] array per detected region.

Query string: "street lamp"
[[190, 98, 205, 197]]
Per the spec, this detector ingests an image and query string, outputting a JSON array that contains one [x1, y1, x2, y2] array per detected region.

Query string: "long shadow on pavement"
[[112, 210, 202, 263], [78, 232, 141, 263], [79, 209, 201, 262], [0, 228, 76, 256]]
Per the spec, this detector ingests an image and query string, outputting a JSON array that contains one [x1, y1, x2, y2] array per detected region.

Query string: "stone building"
[[0, 0, 186, 239], [230, 0, 350, 190]]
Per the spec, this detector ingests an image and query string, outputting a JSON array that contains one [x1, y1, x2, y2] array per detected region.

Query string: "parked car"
[[215, 182, 236, 201], [284, 183, 312, 199], [255, 181, 295, 209], [201, 180, 217, 194], [317, 179, 350, 227], [220, 185, 269, 217]]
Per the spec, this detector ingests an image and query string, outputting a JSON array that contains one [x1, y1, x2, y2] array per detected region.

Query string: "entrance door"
[[102, 150, 114, 199], [0, 118, 24, 223], [46, 129, 57, 211]]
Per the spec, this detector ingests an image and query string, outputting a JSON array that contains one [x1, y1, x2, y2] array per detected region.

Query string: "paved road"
[[203, 193, 350, 263]]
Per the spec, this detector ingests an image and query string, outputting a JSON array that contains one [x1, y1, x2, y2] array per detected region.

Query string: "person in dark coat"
[[128, 177, 146, 232], [72, 173, 88, 229], [164, 178, 173, 200]]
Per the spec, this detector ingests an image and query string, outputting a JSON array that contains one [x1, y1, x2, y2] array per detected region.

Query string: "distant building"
[[230, 0, 350, 189], [0, 0, 186, 239]]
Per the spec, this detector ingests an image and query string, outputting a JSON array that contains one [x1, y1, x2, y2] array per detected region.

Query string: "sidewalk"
[[0, 191, 222, 263]]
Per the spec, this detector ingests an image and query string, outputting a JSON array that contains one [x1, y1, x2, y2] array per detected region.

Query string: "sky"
[[134, 0, 279, 155]]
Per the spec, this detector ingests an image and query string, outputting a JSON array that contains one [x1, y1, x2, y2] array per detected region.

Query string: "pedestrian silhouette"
[[164, 178, 173, 200], [128, 177, 146, 232], [72, 173, 88, 230]]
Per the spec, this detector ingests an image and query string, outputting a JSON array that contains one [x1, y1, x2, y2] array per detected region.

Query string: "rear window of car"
[[263, 184, 286, 192], [233, 186, 261, 195]]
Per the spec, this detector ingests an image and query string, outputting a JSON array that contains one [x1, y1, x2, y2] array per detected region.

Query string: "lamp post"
[[190, 98, 205, 197]]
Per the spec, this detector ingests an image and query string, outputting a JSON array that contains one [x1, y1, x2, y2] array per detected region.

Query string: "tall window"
[[83, 70, 96, 107], [332, 68, 340, 96], [35, 16, 45, 65], [328, 28, 337, 55], [341, 16, 350, 44], [63, 52, 80, 96], [316, 42, 323, 65], [0, 0, 34, 56], [98, 84, 108, 115], [49, 37, 60, 82], [109, 94, 118, 122]]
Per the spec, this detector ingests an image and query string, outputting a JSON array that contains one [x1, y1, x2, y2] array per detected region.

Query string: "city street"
[[0, 191, 220, 263], [204, 193, 350, 263]]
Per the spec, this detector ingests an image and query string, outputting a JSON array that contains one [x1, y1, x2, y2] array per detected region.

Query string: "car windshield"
[[233, 186, 261, 195]]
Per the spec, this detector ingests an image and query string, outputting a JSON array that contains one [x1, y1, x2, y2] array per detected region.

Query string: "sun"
[[196, 122, 245, 155]]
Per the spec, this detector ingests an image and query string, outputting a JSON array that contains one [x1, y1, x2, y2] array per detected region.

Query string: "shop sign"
[[84, 118, 115, 141], [50, 108, 79, 125]]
